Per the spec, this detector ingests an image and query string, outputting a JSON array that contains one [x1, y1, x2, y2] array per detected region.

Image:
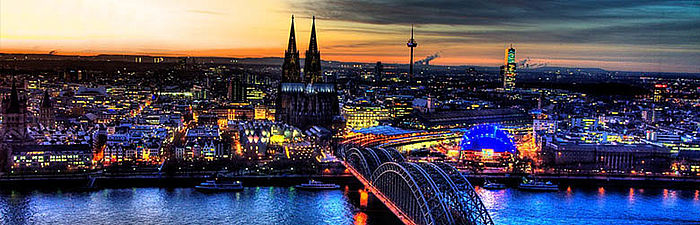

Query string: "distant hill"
[[2, 53, 698, 78]]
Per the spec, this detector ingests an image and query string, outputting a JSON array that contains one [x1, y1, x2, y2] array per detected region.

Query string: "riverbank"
[[0, 173, 362, 190], [467, 173, 700, 189], [1, 172, 698, 190]]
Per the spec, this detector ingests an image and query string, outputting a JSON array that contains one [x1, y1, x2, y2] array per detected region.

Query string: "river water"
[[0, 185, 698, 224]]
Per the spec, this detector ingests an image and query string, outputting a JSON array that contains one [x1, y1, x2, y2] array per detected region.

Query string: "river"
[[0, 185, 698, 224]]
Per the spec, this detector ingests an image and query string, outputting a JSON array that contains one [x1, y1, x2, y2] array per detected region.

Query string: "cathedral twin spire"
[[282, 15, 322, 84]]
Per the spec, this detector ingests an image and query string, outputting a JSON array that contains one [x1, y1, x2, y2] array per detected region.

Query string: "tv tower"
[[407, 25, 418, 79]]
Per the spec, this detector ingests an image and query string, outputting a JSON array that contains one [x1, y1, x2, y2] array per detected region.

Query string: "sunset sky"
[[1, 0, 699, 73]]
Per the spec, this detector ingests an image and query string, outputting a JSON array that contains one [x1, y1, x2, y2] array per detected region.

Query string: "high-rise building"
[[407, 25, 417, 79], [228, 74, 247, 103], [374, 61, 383, 83], [500, 45, 517, 91], [653, 84, 667, 103], [276, 16, 340, 130]]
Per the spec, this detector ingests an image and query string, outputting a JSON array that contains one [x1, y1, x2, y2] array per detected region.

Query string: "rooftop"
[[353, 125, 421, 136]]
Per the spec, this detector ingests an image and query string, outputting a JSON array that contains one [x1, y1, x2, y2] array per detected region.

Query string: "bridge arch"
[[342, 145, 493, 225], [416, 162, 494, 225], [368, 148, 393, 164], [379, 147, 405, 162], [433, 162, 494, 225], [372, 162, 436, 225], [345, 147, 372, 178]]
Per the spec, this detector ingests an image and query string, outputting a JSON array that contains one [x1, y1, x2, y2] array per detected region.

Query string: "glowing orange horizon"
[[1, 0, 696, 73]]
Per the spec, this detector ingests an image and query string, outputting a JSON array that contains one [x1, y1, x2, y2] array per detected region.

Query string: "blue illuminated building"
[[460, 124, 517, 154]]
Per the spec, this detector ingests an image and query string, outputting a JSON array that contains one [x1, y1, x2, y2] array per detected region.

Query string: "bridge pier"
[[359, 188, 369, 208]]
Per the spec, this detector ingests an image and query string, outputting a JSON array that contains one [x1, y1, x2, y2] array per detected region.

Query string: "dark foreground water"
[[0, 186, 698, 224]]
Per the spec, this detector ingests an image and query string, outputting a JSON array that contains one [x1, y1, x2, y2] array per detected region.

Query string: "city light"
[[0, 1, 698, 224]]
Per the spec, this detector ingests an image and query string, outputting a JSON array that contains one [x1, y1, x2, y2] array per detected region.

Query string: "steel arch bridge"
[[341, 145, 493, 225]]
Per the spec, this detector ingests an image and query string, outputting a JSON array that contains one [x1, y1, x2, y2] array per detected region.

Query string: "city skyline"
[[2, 0, 699, 73], [0, 3, 699, 224]]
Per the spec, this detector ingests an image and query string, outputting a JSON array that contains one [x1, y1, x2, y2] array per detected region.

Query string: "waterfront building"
[[10, 144, 92, 173], [676, 150, 700, 176], [184, 125, 225, 160], [276, 16, 340, 130], [104, 124, 168, 164], [236, 121, 302, 158], [543, 139, 672, 174], [458, 124, 517, 163]]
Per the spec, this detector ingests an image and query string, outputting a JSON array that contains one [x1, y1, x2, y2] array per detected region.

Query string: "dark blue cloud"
[[294, 0, 700, 46]]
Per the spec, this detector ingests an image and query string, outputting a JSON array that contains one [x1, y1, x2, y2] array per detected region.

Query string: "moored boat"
[[483, 180, 507, 189], [518, 178, 559, 191], [295, 180, 340, 190], [195, 179, 244, 192]]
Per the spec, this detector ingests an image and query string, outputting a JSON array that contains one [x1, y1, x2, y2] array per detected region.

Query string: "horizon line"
[[1, 51, 698, 75]]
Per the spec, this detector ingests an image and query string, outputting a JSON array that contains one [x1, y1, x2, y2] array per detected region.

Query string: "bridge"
[[339, 145, 494, 225]]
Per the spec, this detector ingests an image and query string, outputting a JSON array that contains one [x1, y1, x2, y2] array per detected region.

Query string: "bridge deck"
[[342, 162, 418, 225]]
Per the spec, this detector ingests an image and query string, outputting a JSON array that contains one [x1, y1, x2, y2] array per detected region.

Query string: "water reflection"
[[1, 186, 699, 224], [476, 187, 700, 224], [0, 187, 379, 225], [353, 212, 368, 225], [628, 188, 635, 203], [0, 191, 32, 224]]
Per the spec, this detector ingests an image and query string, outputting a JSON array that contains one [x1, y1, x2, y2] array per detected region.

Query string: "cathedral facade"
[[276, 16, 340, 130]]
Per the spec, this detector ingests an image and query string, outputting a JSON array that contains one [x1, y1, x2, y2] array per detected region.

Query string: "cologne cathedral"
[[275, 16, 340, 130]]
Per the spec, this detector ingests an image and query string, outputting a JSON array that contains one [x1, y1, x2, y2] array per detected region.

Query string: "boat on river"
[[195, 179, 243, 192], [483, 180, 507, 189], [518, 178, 559, 191], [295, 180, 340, 190]]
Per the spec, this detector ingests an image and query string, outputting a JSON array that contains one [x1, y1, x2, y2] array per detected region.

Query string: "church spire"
[[287, 15, 298, 53], [304, 16, 322, 83], [6, 77, 21, 114], [41, 89, 52, 108], [282, 15, 301, 83], [308, 16, 318, 53]]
